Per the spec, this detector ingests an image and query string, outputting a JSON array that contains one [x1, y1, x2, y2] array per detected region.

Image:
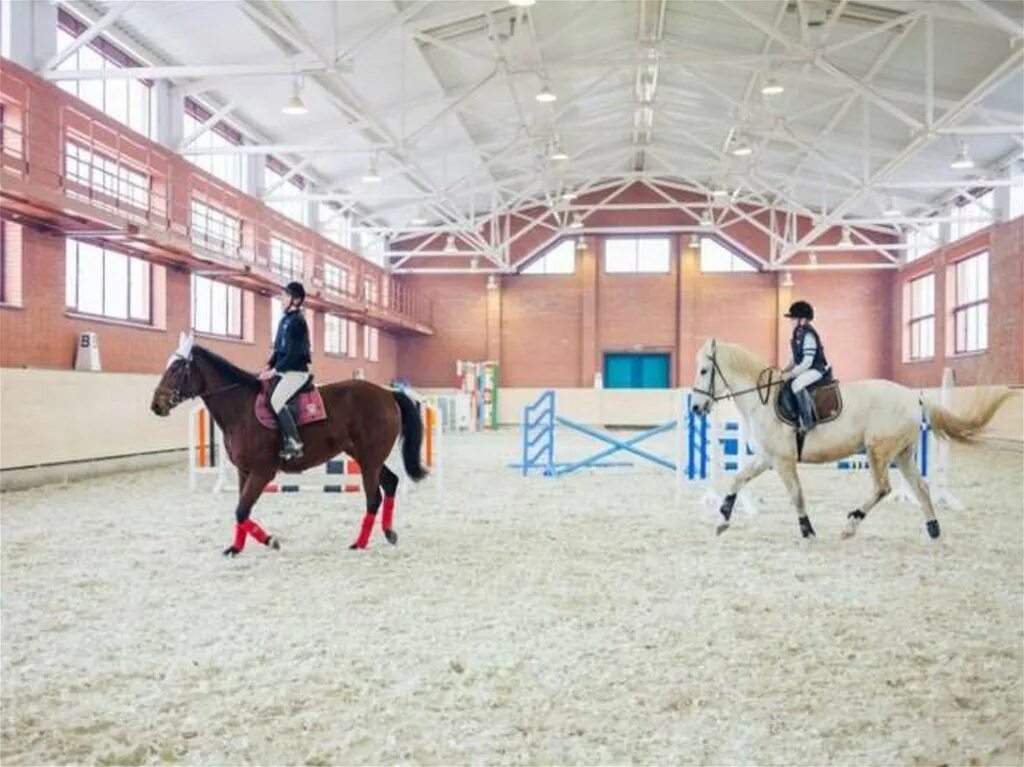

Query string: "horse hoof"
[[384, 530, 398, 545], [266, 536, 281, 551], [715, 523, 730, 536], [348, 543, 365, 551], [223, 546, 240, 557], [926, 520, 940, 540]]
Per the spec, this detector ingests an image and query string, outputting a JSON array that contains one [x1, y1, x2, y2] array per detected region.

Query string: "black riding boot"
[[795, 388, 817, 435], [275, 406, 304, 460]]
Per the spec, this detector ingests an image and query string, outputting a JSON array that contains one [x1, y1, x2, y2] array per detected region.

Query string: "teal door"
[[603, 353, 671, 389]]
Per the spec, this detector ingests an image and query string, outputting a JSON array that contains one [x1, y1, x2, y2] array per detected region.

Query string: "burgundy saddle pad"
[[255, 379, 327, 430]]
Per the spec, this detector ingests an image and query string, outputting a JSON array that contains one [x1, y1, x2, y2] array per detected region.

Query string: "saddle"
[[255, 377, 327, 430], [776, 379, 843, 429]]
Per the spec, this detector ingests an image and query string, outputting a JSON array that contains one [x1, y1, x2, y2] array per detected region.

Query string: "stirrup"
[[280, 439, 304, 460]]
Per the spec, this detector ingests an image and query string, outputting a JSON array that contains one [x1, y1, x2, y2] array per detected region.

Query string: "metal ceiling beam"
[[43, 1, 136, 71], [779, 46, 1024, 261], [178, 100, 236, 149], [955, 0, 1024, 39], [43, 62, 332, 80]]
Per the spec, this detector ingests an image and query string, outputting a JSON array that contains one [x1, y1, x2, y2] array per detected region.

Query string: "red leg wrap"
[[246, 519, 270, 545], [381, 496, 395, 531], [232, 521, 250, 552], [353, 513, 375, 549]]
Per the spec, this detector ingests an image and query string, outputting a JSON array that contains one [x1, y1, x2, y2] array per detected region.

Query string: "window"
[[363, 276, 378, 304], [604, 238, 670, 273], [1009, 160, 1023, 220], [191, 199, 241, 254], [269, 237, 303, 280], [950, 191, 994, 241], [270, 297, 283, 343], [65, 141, 150, 212], [318, 203, 352, 249], [906, 218, 942, 262], [323, 261, 349, 295], [522, 240, 576, 275], [907, 274, 935, 361], [364, 325, 379, 362], [324, 313, 348, 355], [699, 237, 756, 273], [192, 275, 242, 338], [264, 160, 306, 224], [951, 252, 989, 354], [182, 101, 246, 190], [65, 240, 150, 322], [348, 320, 359, 358], [56, 16, 152, 137]]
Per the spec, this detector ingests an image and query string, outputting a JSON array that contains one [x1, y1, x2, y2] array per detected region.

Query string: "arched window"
[[521, 239, 576, 275]]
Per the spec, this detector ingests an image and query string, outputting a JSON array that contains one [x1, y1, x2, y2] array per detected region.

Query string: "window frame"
[[603, 236, 672, 274], [191, 274, 243, 339], [698, 236, 757, 273], [521, 239, 577, 275], [56, 11, 153, 137], [65, 239, 152, 325], [190, 198, 242, 255], [906, 273, 936, 361], [951, 251, 989, 355], [269, 237, 303, 281]]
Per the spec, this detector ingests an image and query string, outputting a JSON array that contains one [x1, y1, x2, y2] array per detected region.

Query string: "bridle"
[[693, 339, 786, 405], [164, 353, 242, 407]]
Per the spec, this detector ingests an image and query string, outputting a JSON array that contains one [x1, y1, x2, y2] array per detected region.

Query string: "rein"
[[167, 353, 245, 406], [693, 340, 786, 405]]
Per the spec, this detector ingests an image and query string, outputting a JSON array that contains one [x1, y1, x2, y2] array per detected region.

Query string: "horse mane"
[[193, 345, 262, 390], [715, 341, 776, 381]]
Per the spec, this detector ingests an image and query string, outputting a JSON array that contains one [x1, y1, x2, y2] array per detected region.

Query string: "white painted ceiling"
[[60, 0, 1024, 268]]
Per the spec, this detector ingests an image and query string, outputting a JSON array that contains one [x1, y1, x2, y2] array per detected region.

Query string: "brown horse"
[[150, 333, 427, 555]]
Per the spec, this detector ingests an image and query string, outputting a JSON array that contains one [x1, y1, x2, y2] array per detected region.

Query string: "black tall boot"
[[275, 406, 304, 460], [795, 388, 817, 435]]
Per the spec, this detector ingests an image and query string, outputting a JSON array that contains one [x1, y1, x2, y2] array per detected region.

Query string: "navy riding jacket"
[[268, 308, 311, 373]]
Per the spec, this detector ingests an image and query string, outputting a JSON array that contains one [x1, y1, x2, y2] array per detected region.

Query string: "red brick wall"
[[394, 275, 489, 387], [0, 225, 398, 384], [397, 233, 897, 388], [891, 217, 1024, 387]]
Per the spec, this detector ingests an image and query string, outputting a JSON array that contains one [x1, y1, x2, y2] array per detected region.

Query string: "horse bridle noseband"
[[693, 340, 785, 406], [166, 354, 241, 406]]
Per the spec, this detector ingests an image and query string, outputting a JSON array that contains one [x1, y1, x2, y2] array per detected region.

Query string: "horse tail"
[[392, 390, 428, 482], [924, 389, 1012, 444]]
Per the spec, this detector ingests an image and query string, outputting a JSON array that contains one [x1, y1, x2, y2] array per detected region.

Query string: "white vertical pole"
[[676, 389, 686, 505], [188, 405, 198, 491], [435, 406, 445, 510]]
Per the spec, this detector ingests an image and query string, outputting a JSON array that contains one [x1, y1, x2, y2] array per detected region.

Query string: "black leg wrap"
[[798, 515, 816, 539], [848, 510, 866, 521], [719, 493, 737, 521], [926, 520, 940, 539]]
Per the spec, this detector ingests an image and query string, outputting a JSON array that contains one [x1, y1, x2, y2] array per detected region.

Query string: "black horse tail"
[[393, 390, 428, 482]]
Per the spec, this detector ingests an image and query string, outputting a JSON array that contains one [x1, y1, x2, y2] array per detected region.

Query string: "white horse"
[[690, 339, 1011, 541]]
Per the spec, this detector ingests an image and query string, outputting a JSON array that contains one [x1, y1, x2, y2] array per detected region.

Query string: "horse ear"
[[176, 331, 194, 359]]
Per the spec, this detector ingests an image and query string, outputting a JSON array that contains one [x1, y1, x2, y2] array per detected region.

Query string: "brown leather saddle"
[[776, 381, 844, 428]]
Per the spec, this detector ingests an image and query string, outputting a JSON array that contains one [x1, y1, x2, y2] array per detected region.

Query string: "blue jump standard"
[[516, 389, 677, 476]]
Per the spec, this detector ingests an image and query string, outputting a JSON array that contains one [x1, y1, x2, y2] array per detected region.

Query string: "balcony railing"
[[0, 64, 434, 331]]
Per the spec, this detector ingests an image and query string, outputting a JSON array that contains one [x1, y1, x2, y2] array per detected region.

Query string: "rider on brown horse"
[[265, 281, 311, 460]]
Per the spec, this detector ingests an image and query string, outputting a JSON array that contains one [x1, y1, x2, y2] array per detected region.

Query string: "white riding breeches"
[[270, 371, 311, 412], [791, 369, 823, 394]]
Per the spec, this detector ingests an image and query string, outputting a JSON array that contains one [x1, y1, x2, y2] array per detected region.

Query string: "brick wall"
[[397, 233, 900, 388], [0, 224, 398, 384], [891, 217, 1024, 387]]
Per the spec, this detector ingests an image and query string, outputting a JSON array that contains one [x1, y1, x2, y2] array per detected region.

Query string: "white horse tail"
[[925, 389, 1013, 444]]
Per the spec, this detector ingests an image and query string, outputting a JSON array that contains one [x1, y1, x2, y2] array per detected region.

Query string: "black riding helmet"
[[784, 300, 814, 320], [284, 281, 306, 304]]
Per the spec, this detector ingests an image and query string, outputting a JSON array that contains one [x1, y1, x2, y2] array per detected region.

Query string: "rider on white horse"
[[781, 300, 831, 435]]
